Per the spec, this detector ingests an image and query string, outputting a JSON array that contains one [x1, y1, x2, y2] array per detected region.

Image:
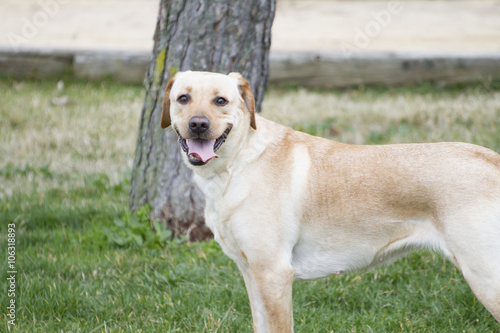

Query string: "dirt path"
[[1, 0, 499, 54]]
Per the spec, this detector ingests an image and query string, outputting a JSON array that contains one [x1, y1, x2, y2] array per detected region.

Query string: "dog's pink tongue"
[[187, 139, 218, 163]]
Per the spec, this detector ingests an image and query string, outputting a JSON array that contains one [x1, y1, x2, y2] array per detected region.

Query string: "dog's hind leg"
[[457, 257, 500, 322], [444, 204, 500, 322]]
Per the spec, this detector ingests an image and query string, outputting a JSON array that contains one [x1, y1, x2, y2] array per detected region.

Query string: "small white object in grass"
[[57, 80, 64, 92]]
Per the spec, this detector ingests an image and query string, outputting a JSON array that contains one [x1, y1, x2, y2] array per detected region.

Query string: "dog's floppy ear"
[[229, 72, 257, 130], [161, 76, 176, 129]]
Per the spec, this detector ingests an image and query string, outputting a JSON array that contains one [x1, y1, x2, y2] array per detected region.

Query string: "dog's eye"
[[214, 97, 228, 106], [177, 95, 190, 104]]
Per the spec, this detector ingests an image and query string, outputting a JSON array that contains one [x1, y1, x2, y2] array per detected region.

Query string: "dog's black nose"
[[189, 116, 210, 135]]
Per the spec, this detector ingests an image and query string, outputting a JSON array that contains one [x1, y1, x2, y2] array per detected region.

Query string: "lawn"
[[0, 78, 499, 332]]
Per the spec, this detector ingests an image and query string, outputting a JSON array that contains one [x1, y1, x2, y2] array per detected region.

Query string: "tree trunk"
[[129, 0, 276, 240]]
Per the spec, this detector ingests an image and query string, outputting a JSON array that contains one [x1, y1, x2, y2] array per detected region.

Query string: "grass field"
[[0, 78, 499, 332]]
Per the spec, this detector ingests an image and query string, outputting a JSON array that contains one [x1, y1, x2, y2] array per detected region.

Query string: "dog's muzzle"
[[179, 126, 231, 166]]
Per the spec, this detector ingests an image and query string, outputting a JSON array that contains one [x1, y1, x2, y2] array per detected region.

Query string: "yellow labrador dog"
[[161, 71, 500, 332]]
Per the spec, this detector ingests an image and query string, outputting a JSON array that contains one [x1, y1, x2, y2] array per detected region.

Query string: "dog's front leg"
[[238, 263, 295, 333]]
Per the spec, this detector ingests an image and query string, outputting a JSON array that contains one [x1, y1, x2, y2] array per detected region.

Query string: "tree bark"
[[129, 0, 276, 240]]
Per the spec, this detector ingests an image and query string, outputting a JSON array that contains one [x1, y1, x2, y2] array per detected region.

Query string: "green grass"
[[0, 79, 499, 332]]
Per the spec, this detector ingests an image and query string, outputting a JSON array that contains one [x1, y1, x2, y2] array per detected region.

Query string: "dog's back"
[[257, 116, 500, 321], [163, 71, 500, 330]]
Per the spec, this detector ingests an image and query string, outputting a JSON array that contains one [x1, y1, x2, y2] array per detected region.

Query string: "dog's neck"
[[189, 115, 272, 194]]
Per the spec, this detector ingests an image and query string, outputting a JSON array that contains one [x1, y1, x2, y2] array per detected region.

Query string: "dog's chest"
[[197, 175, 251, 263], [204, 200, 245, 264]]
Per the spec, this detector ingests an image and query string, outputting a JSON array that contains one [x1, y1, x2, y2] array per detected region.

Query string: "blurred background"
[[1, 0, 499, 85], [1, 1, 500, 331]]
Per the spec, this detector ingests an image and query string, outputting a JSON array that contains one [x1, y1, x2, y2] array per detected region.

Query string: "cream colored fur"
[[162, 71, 500, 332]]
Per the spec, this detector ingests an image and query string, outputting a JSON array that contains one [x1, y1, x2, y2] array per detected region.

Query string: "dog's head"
[[161, 71, 257, 166]]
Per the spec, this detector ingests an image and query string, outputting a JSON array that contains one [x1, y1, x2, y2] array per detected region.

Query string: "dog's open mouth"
[[179, 127, 231, 166]]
